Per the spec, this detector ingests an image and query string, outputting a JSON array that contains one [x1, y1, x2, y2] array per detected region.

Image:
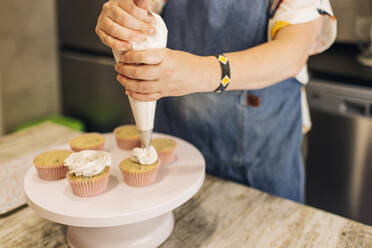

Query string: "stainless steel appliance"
[[58, 0, 110, 54], [57, 0, 132, 131], [306, 79, 372, 225]]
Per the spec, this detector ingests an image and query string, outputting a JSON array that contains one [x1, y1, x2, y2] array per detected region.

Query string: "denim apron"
[[155, 0, 304, 203]]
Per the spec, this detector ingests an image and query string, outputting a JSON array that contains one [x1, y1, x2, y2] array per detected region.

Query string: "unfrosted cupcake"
[[64, 150, 111, 197], [151, 138, 177, 165], [114, 125, 141, 150], [120, 146, 159, 187], [33, 150, 72, 180], [69, 133, 105, 152]]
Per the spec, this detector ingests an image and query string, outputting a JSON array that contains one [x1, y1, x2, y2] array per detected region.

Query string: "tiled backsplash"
[[0, 0, 60, 135], [330, 0, 372, 43]]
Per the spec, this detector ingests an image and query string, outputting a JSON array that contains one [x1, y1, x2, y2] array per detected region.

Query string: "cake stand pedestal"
[[24, 133, 205, 248], [65, 212, 174, 248]]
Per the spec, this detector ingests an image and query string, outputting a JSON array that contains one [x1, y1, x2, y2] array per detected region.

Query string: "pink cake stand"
[[24, 133, 205, 248]]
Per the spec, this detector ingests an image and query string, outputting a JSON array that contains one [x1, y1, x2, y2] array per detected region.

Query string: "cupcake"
[[33, 150, 72, 180], [64, 150, 111, 197], [119, 146, 159, 187], [151, 138, 177, 165], [69, 133, 105, 152], [114, 125, 141, 150]]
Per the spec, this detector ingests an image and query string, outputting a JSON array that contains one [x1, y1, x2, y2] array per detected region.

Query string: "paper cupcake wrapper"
[[36, 166, 68, 180], [115, 137, 141, 150], [158, 149, 177, 166], [70, 143, 105, 152], [121, 166, 159, 187], [68, 172, 109, 197]]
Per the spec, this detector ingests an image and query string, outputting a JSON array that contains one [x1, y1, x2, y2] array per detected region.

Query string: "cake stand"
[[24, 133, 205, 248]]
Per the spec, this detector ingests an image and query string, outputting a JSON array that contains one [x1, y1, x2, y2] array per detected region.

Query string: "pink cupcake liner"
[[115, 137, 141, 150], [36, 166, 68, 180], [70, 143, 105, 152], [121, 166, 159, 187], [158, 149, 177, 166], [67, 172, 110, 197]]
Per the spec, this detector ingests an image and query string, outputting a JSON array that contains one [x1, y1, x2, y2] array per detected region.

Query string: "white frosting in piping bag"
[[129, 13, 168, 51], [64, 151, 112, 177], [130, 146, 158, 165], [112, 12, 168, 62], [113, 12, 168, 132], [128, 98, 156, 131]]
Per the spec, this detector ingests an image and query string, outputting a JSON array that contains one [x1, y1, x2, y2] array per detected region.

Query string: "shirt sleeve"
[[268, 0, 337, 55]]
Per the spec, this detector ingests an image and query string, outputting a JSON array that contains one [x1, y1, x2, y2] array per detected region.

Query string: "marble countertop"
[[1, 123, 371, 248]]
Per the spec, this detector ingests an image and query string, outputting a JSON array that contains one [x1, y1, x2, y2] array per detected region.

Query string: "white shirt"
[[268, 0, 337, 133]]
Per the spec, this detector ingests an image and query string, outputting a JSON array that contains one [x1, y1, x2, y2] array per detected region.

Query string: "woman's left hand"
[[115, 48, 217, 101]]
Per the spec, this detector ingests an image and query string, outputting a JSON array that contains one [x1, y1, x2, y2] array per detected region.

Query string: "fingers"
[[116, 63, 161, 80], [118, 0, 156, 24], [111, 5, 154, 34], [95, 28, 131, 51], [126, 90, 162, 101], [117, 74, 160, 93], [120, 49, 166, 64], [133, 0, 151, 11], [102, 16, 146, 42], [96, 0, 156, 51]]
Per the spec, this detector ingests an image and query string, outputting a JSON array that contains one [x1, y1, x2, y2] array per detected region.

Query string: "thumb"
[[134, 0, 152, 10]]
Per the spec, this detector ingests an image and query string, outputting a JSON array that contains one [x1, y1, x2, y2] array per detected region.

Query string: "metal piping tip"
[[139, 129, 152, 150]]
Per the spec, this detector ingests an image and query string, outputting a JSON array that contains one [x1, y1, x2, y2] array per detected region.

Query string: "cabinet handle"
[[340, 101, 367, 116]]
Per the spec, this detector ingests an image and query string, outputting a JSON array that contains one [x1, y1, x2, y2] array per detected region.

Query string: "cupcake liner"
[[36, 166, 68, 180], [115, 137, 141, 150], [121, 166, 159, 187], [158, 149, 177, 166], [67, 171, 110, 197], [70, 143, 105, 152]]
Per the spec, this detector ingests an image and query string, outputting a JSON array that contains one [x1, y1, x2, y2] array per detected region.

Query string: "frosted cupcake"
[[33, 150, 72, 180], [114, 125, 141, 150], [151, 138, 177, 165], [119, 146, 159, 187], [64, 150, 111, 197], [69, 133, 105, 152]]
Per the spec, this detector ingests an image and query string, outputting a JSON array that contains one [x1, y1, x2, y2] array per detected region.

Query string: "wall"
[[0, 73, 3, 135], [0, 0, 60, 134], [330, 0, 372, 43]]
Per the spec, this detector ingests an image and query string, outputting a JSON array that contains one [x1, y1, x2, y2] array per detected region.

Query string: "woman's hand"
[[95, 0, 156, 51], [115, 49, 219, 101]]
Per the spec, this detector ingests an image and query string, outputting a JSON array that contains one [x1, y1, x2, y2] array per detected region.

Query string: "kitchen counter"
[[0, 123, 371, 248], [308, 43, 372, 88]]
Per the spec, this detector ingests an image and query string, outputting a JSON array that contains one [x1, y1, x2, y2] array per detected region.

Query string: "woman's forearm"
[[114, 18, 323, 101], [202, 18, 323, 91]]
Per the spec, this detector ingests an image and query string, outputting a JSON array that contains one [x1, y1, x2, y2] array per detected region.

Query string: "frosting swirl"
[[64, 150, 111, 177], [130, 146, 158, 165]]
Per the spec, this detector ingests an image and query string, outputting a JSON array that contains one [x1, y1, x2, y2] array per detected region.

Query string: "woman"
[[96, 0, 336, 203]]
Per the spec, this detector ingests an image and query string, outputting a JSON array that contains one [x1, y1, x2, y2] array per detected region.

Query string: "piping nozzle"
[[139, 129, 152, 150]]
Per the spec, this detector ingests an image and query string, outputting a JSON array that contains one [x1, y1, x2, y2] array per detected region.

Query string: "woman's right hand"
[[95, 0, 156, 51]]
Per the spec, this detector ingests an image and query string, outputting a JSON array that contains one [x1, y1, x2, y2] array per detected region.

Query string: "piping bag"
[[113, 12, 168, 150]]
